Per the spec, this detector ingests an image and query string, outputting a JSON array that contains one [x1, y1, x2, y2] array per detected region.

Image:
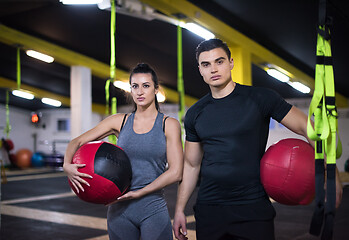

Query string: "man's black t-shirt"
[[185, 83, 292, 205]]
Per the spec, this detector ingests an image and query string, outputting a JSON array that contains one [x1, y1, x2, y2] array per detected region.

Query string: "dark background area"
[[0, 0, 348, 111]]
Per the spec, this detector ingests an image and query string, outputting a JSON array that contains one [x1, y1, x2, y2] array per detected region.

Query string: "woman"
[[63, 63, 183, 240]]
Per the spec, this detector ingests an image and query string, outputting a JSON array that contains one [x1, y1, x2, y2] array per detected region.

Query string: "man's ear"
[[230, 58, 234, 70], [198, 65, 203, 76]]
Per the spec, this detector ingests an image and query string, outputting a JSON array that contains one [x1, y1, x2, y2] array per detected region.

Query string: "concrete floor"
[[1, 168, 348, 240]]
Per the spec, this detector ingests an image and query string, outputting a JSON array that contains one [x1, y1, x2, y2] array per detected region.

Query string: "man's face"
[[198, 47, 234, 88]]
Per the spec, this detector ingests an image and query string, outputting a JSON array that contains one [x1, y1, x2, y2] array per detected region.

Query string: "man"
[[172, 38, 342, 240]]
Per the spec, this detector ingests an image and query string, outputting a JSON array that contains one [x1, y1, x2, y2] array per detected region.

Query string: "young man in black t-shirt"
[[172, 38, 343, 240]]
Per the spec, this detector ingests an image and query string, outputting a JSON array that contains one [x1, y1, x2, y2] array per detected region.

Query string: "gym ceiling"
[[0, 0, 348, 114]]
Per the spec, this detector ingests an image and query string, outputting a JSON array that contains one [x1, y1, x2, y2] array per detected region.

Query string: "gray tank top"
[[117, 112, 167, 191]]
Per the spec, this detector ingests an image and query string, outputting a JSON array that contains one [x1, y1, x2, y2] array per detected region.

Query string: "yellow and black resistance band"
[[307, 0, 342, 239]]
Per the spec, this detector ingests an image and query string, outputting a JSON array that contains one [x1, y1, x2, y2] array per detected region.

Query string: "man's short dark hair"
[[195, 38, 231, 62]]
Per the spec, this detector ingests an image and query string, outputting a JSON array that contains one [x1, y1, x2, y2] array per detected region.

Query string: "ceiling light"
[[266, 68, 289, 83], [60, 0, 102, 5], [26, 50, 54, 63], [42, 98, 62, 107], [287, 82, 311, 94], [180, 22, 215, 40], [12, 90, 34, 100], [113, 81, 131, 92]]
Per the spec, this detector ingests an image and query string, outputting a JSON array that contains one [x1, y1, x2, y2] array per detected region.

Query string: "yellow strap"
[[307, 25, 342, 164]]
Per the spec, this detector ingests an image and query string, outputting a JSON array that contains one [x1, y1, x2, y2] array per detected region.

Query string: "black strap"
[[316, 56, 333, 65], [163, 116, 169, 132], [317, 0, 332, 40], [120, 114, 127, 131], [322, 164, 336, 239], [309, 158, 325, 236], [318, 0, 327, 25]]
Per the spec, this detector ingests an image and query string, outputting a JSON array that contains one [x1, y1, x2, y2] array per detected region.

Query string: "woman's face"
[[130, 73, 158, 108]]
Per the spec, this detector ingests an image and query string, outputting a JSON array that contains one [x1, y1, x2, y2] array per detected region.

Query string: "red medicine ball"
[[69, 141, 132, 205], [260, 138, 315, 205]]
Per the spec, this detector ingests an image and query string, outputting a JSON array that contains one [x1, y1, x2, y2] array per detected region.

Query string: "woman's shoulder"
[[106, 112, 129, 120], [162, 115, 181, 132], [163, 115, 179, 123], [102, 113, 131, 127]]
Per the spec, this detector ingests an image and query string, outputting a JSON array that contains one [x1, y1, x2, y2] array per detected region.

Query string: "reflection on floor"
[[1, 168, 348, 240]]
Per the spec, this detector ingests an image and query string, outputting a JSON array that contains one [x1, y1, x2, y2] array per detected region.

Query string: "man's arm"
[[173, 141, 203, 240], [280, 106, 343, 208]]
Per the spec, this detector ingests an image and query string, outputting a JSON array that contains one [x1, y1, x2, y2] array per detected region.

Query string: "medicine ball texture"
[[260, 138, 315, 205], [68, 141, 132, 204]]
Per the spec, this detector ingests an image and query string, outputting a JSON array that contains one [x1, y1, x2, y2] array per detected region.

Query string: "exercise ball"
[[68, 141, 132, 205], [345, 159, 349, 172], [260, 138, 315, 205], [16, 149, 33, 169], [4, 139, 14, 151], [31, 152, 44, 167], [9, 153, 17, 165]]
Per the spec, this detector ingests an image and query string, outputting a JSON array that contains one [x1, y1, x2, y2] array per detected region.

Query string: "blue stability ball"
[[345, 159, 349, 172], [31, 152, 44, 167]]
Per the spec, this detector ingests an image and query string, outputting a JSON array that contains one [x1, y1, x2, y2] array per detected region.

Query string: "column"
[[70, 66, 92, 139], [229, 46, 252, 86]]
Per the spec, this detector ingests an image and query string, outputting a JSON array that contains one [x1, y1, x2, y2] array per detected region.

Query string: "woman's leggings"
[[107, 194, 173, 240]]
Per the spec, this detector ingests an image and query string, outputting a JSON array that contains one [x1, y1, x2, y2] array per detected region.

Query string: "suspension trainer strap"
[[308, 1, 342, 238]]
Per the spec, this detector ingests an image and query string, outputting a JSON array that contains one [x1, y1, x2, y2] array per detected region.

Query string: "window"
[[57, 119, 70, 131]]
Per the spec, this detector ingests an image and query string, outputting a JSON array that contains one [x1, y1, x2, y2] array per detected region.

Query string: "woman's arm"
[[116, 117, 184, 201], [63, 113, 125, 193]]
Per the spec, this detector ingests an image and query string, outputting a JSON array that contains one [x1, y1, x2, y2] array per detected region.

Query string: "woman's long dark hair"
[[129, 63, 160, 112]]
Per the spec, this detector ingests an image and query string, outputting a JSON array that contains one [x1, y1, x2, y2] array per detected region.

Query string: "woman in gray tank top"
[[64, 63, 184, 240]]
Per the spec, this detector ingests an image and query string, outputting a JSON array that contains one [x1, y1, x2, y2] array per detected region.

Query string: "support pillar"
[[70, 66, 92, 139], [230, 46, 252, 86]]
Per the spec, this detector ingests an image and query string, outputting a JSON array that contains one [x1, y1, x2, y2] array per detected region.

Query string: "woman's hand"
[[63, 162, 92, 193], [106, 190, 142, 206], [117, 190, 142, 201]]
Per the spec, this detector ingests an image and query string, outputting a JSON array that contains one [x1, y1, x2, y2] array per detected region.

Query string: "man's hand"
[[173, 211, 188, 240]]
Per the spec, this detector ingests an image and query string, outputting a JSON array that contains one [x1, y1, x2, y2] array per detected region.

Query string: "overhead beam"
[[141, 0, 348, 108], [0, 24, 198, 107], [0, 77, 105, 114]]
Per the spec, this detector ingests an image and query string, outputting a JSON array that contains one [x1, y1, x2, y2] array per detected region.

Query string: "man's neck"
[[210, 80, 236, 99]]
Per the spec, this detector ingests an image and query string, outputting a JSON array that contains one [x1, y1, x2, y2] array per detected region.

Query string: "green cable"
[[177, 24, 185, 140], [105, 0, 117, 117], [17, 47, 21, 89], [4, 90, 11, 138], [107, 0, 117, 145], [105, 79, 110, 115], [108, 97, 117, 144], [110, 0, 116, 80]]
